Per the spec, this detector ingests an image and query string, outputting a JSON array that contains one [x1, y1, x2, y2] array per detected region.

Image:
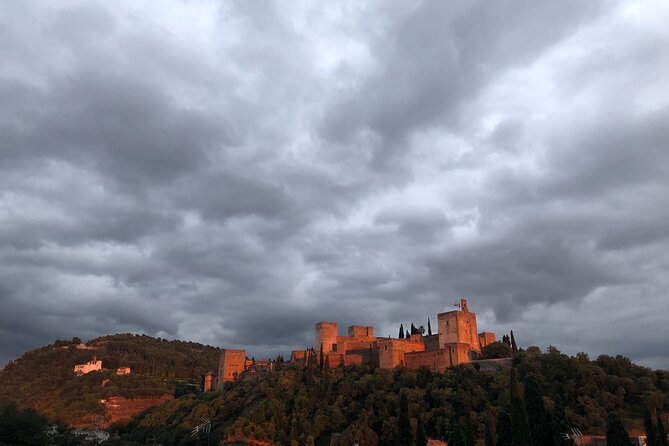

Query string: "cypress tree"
[[411, 323, 418, 335], [416, 415, 427, 446], [485, 413, 496, 446], [525, 375, 550, 446], [658, 409, 668, 446], [397, 391, 412, 446], [427, 318, 432, 336], [552, 394, 569, 446], [319, 343, 324, 371], [510, 330, 518, 352], [510, 368, 531, 446], [465, 411, 475, 446], [606, 412, 631, 446], [449, 419, 467, 446], [399, 324, 405, 339], [369, 345, 376, 370], [496, 411, 512, 446], [644, 406, 658, 446], [306, 348, 316, 385]]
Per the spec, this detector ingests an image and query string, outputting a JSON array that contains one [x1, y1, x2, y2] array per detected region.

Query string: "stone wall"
[[347, 325, 374, 337], [377, 338, 425, 368], [478, 332, 496, 349]]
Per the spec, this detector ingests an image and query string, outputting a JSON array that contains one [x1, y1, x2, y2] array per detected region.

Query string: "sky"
[[1, 0, 668, 370]]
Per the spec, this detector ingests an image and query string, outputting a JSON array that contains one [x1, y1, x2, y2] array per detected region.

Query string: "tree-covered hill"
[[116, 347, 669, 446], [0, 334, 220, 426]]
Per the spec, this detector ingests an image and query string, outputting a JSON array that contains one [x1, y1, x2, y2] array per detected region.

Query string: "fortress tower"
[[316, 321, 338, 353], [217, 349, 246, 387], [437, 298, 480, 353], [203, 371, 216, 392]]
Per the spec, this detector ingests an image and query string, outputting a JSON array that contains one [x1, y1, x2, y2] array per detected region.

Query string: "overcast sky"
[[1, 0, 668, 370]]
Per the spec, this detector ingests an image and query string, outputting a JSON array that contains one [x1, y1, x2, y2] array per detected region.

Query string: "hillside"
[[0, 334, 220, 427], [116, 347, 669, 446]]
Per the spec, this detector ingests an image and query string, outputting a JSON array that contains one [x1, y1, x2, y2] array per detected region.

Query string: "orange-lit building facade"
[[215, 299, 496, 384], [73, 357, 103, 375], [298, 298, 496, 373], [213, 350, 275, 389]]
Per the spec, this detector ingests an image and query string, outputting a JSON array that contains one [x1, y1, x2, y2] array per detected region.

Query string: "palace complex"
[[213, 299, 498, 388]]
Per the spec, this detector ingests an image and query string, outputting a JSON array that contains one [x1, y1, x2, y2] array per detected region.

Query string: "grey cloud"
[[320, 0, 605, 160], [1, 0, 668, 371]]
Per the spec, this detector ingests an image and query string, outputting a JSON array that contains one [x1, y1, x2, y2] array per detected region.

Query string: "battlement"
[[347, 325, 374, 338]]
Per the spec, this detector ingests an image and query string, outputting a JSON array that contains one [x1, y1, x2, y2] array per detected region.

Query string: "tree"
[[525, 375, 554, 446], [0, 403, 48, 446], [369, 345, 376, 370], [305, 349, 316, 385], [427, 318, 432, 336], [510, 331, 518, 353], [481, 342, 513, 359], [416, 415, 427, 446], [644, 406, 658, 446], [606, 412, 631, 446], [551, 394, 569, 446], [496, 411, 512, 446], [485, 413, 496, 446], [449, 419, 467, 446], [658, 409, 668, 446], [464, 411, 475, 446], [397, 391, 412, 446], [319, 343, 324, 371], [510, 369, 531, 446], [399, 324, 405, 339]]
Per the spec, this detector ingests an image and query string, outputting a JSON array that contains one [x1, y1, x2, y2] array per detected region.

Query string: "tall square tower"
[[316, 321, 338, 353], [437, 298, 480, 352], [217, 349, 246, 387]]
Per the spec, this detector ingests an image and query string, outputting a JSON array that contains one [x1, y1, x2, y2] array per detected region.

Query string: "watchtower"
[[203, 371, 216, 392], [437, 298, 480, 352], [217, 349, 246, 387], [316, 321, 338, 353]]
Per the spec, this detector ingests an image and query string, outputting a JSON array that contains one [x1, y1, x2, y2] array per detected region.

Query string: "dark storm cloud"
[[1, 0, 668, 370], [320, 1, 603, 160]]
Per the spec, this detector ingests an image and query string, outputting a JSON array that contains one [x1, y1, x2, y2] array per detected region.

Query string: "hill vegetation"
[[0, 334, 220, 426], [1, 335, 668, 446], [116, 346, 669, 446]]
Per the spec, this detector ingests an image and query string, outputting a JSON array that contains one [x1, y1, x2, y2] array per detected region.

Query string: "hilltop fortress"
[[216, 299, 498, 387]]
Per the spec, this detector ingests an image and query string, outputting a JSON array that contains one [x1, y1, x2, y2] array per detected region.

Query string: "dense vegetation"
[[0, 334, 220, 425], [116, 346, 669, 446], [0, 403, 48, 446]]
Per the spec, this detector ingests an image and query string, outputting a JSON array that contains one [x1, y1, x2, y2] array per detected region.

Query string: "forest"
[[116, 345, 669, 446], [2, 335, 668, 445]]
